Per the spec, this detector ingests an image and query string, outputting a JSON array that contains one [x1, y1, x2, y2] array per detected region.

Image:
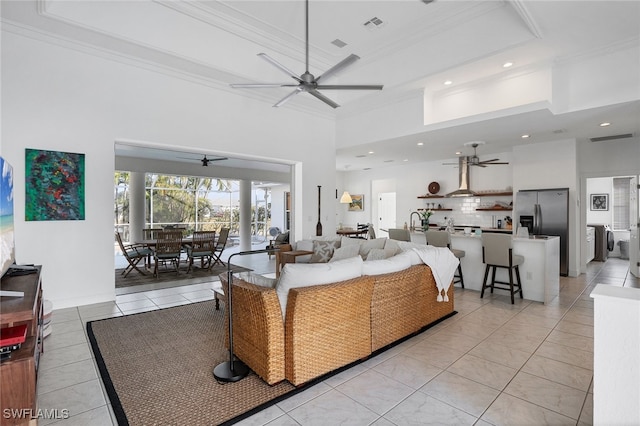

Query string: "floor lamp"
[[213, 248, 279, 382]]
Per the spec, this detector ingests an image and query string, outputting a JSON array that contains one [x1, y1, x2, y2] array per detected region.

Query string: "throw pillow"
[[365, 247, 397, 261], [330, 244, 361, 262], [358, 238, 386, 258], [275, 256, 363, 317], [310, 240, 341, 263], [340, 236, 362, 247]]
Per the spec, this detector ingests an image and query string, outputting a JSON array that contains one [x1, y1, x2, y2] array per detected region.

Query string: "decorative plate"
[[428, 181, 440, 194]]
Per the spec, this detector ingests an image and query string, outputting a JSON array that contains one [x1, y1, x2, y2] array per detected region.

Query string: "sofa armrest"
[[284, 276, 375, 386], [230, 280, 285, 385]]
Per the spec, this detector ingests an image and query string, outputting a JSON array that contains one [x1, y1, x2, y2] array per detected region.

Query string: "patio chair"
[[153, 230, 184, 277], [186, 231, 216, 273], [142, 228, 163, 240], [211, 228, 230, 267], [116, 232, 153, 277]]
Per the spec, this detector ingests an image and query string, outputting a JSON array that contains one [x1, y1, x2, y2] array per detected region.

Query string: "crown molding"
[[2, 16, 335, 120]]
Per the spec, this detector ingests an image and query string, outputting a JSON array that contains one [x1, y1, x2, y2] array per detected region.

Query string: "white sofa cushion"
[[275, 256, 363, 318], [362, 251, 413, 276]]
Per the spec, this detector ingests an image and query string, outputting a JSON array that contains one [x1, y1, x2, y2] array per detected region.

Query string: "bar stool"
[[481, 233, 524, 304], [389, 228, 411, 242], [425, 230, 465, 288]]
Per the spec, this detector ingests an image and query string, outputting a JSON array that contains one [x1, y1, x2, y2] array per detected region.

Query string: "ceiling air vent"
[[331, 39, 347, 48], [364, 17, 385, 30], [590, 133, 634, 142]]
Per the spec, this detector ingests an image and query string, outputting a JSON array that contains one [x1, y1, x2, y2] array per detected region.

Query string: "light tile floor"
[[35, 257, 638, 425]]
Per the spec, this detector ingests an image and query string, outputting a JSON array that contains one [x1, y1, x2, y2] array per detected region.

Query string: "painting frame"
[[25, 148, 86, 221], [348, 194, 364, 212], [590, 193, 608, 211]]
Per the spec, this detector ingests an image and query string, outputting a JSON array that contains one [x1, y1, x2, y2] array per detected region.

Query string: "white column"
[[591, 285, 640, 425], [239, 180, 252, 251], [129, 172, 146, 243]]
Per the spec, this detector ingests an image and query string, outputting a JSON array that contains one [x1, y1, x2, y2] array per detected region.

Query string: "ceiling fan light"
[[340, 191, 353, 204]]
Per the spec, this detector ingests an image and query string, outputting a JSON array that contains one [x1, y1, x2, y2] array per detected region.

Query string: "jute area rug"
[[87, 301, 295, 425], [115, 264, 249, 289]]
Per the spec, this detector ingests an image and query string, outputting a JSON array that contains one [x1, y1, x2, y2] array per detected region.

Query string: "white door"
[[630, 176, 639, 277], [377, 193, 396, 237]]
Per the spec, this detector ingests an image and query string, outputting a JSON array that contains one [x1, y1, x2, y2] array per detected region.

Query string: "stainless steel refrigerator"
[[516, 188, 569, 276]]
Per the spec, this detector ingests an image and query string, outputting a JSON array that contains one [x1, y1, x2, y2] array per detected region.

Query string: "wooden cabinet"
[[1, 267, 43, 426]]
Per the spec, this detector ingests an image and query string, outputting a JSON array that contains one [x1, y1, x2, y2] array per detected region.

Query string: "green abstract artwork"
[[25, 149, 85, 221]]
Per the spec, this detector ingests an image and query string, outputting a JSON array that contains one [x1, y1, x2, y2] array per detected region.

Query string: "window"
[[612, 177, 631, 230]]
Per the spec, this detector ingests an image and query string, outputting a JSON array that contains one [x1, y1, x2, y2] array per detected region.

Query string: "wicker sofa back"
[[227, 261, 454, 386]]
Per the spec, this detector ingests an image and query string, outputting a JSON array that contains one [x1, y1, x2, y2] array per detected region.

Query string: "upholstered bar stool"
[[425, 230, 465, 288], [388, 228, 411, 242], [481, 233, 524, 304]]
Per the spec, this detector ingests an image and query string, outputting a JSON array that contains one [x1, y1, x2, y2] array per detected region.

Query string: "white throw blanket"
[[412, 246, 459, 302]]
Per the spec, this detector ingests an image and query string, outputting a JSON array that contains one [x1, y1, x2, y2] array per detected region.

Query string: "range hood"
[[446, 157, 476, 197]]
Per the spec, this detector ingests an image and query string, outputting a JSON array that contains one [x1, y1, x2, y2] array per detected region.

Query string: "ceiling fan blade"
[[207, 157, 228, 162], [273, 88, 303, 108], [307, 89, 339, 108], [316, 84, 384, 90], [479, 162, 510, 165], [258, 53, 302, 83], [481, 158, 501, 163], [316, 54, 360, 83], [231, 83, 299, 88]]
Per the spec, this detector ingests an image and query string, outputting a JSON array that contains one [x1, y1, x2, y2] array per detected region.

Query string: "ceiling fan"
[[230, 0, 383, 109], [178, 155, 228, 167], [444, 141, 509, 167]]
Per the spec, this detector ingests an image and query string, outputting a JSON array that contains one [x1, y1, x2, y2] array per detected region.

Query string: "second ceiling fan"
[[444, 141, 509, 167], [230, 0, 383, 109]]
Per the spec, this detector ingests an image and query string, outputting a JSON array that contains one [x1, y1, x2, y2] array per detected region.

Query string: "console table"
[[1, 266, 43, 426]]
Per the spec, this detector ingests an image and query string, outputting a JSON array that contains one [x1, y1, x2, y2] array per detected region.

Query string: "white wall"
[[1, 30, 335, 308]]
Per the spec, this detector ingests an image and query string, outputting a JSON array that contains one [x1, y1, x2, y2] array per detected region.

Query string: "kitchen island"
[[410, 231, 560, 304]]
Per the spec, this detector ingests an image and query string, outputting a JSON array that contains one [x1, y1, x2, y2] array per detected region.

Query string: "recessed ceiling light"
[[503, 62, 514, 68], [368, 151, 375, 154], [444, 80, 452, 86], [521, 134, 530, 139], [600, 122, 611, 127], [403, 159, 409, 162], [455, 151, 462, 155], [417, 142, 424, 146]]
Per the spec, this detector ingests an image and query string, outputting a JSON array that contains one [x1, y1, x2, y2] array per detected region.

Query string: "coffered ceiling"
[[3, 1, 639, 170]]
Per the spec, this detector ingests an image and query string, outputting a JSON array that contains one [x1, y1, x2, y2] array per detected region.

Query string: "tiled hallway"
[[34, 257, 637, 425]]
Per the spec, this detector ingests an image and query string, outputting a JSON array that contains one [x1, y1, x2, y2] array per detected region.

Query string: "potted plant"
[[420, 210, 433, 231]]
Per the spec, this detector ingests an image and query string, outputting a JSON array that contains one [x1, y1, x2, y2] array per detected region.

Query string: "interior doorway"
[[377, 193, 396, 236], [585, 175, 639, 277]]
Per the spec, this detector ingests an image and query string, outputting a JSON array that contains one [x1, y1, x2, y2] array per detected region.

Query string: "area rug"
[[115, 264, 249, 289], [87, 301, 296, 425], [88, 300, 457, 425]]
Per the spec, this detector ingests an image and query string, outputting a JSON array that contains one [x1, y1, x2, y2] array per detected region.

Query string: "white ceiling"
[[4, 0, 639, 170]]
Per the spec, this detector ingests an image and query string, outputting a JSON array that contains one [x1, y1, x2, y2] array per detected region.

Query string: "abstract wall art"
[[25, 149, 85, 221]]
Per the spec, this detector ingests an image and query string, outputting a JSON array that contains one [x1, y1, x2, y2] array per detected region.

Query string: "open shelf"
[[418, 191, 512, 199], [476, 207, 512, 211], [417, 208, 452, 211]]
